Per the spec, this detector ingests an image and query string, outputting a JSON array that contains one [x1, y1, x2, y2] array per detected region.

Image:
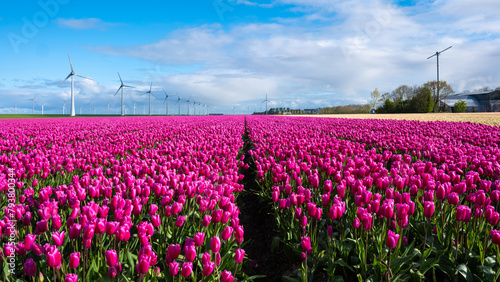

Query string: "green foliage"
[[454, 100, 467, 112]]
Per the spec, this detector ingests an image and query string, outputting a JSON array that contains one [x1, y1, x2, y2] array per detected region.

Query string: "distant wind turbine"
[[106, 103, 111, 114], [186, 96, 192, 115], [262, 93, 271, 115], [176, 93, 182, 115], [143, 82, 157, 116], [114, 72, 134, 116], [427, 46, 452, 111], [87, 99, 92, 114], [41, 103, 46, 115], [58, 55, 92, 116], [28, 94, 38, 114], [162, 89, 169, 115], [62, 99, 68, 115]]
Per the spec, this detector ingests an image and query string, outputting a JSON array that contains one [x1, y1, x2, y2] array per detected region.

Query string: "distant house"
[[303, 108, 319, 114], [443, 90, 500, 112]]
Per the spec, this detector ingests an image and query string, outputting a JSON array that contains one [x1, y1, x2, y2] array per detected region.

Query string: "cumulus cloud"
[[56, 18, 119, 30]]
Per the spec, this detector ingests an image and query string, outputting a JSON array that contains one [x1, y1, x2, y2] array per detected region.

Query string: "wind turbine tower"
[[262, 93, 270, 115], [162, 89, 169, 115], [114, 72, 134, 116], [28, 94, 38, 114], [58, 55, 92, 116], [427, 46, 452, 111]]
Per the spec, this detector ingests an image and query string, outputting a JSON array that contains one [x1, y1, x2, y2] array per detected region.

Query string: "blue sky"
[[1, 0, 499, 115]]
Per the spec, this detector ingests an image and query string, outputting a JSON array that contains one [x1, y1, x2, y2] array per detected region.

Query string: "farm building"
[[443, 89, 500, 112], [303, 108, 319, 114]]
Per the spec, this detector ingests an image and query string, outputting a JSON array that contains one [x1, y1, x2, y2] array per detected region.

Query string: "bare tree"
[[370, 88, 381, 109]]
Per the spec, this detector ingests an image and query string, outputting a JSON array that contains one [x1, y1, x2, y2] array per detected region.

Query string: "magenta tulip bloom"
[[69, 252, 80, 268], [215, 252, 221, 266], [23, 258, 37, 276], [194, 232, 205, 247], [105, 249, 118, 267], [52, 231, 65, 247], [108, 266, 118, 278], [65, 274, 78, 282], [52, 214, 62, 230], [31, 242, 44, 256], [167, 244, 181, 260], [202, 215, 212, 227], [235, 248, 245, 263], [69, 223, 81, 239], [24, 234, 36, 250], [151, 214, 161, 228], [386, 230, 400, 249], [202, 251, 211, 265], [184, 245, 196, 262], [221, 270, 235, 282], [202, 261, 215, 276], [423, 201, 434, 218], [491, 230, 500, 245], [175, 216, 186, 227], [221, 226, 234, 241], [83, 224, 95, 240], [169, 261, 179, 276], [235, 225, 244, 244], [211, 237, 221, 253], [301, 236, 312, 253], [46, 246, 62, 268], [353, 218, 360, 229], [181, 262, 193, 278]]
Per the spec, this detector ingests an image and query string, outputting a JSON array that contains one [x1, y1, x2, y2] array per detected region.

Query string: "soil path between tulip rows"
[[237, 119, 299, 281]]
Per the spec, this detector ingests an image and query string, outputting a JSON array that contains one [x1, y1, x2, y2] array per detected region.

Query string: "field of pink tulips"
[[0, 117, 250, 282], [245, 116, 500, 281], [1, 115, 500, 281]]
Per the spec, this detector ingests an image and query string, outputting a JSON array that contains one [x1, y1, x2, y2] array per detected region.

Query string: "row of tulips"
[[245, 116, 500, 281], [0, 117, 250, 281]]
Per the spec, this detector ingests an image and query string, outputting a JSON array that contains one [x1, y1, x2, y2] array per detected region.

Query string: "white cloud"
[[56, 18, 119, 30]]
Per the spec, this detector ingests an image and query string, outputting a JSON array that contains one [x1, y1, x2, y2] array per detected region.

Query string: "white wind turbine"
[[176, 94, 182, 115], [134, 103, 136, 115], [41, 103, 46, 115], [62, 99, 68, 114], [162, 89, 169, 115], [186, 96, 192, 115], [262, 93, 271, 115], [114, 72, 134, 116], [143, 82, 157, 116], [58, 55, 92, 116], [86, 99, 92, 114], [28, 94, 38, 114], [106, 103, 111, 114]]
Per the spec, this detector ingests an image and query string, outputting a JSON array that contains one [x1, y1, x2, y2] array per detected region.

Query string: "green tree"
[[377, 99, 395, 113], [370, 88, 381, 109], [423, 81, 454, 111], [408, 87, 433, 113], [454, 100, 467, 112]]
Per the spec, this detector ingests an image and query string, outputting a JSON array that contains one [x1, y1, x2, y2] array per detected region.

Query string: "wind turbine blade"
[[440, 46, 452, 53], [114, 85, 123, 96], [74, 74, 92, 80], [149, 82, 152, 92], [123, 85, 134, 88], [427, 53, 437, 59], [68, 54, 74, 72], [58, 74, 72, 86], [118, 72, 124, 84]]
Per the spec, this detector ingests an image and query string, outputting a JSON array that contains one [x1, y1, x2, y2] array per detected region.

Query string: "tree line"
[[370, 81, 454, 113]]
